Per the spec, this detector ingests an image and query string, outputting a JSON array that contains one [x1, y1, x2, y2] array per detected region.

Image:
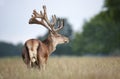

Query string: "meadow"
[[0, 56, 120, 79]]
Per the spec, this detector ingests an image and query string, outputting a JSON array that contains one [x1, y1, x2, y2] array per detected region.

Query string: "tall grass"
[[0, 56, 120, 79]]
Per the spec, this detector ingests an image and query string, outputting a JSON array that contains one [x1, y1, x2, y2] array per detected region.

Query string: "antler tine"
[[29, 9, 43, 24], [52, 15, 57, 26], [43, 6, 57, 28], [55, 19, 64, 32], [33, 10, 43, 18], [42, 5, 51, 26]]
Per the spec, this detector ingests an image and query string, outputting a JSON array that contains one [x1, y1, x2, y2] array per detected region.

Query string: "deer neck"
[[43, 36, 57, 55]]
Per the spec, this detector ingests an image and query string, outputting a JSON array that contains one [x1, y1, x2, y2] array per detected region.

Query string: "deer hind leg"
[[26, 56, 32, 68], [22, 51, 31, 68], [22, 46, 31, 68]]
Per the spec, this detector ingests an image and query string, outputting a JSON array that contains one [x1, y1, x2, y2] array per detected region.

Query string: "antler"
[[29, 5, 64, 32], [55, 19, 64, 32]]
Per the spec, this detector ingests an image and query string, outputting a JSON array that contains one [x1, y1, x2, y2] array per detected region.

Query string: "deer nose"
[[65, 40, 68, 43], [64, 38, 69, 43]]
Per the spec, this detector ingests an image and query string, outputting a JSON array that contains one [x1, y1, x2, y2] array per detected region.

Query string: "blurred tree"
[[104, 0, 120, 22], [16, 43, 23, 56], [73, 0, 120, 55], [0, 42, 23, 57]]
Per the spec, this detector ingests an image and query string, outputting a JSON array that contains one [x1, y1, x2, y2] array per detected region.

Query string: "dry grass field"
[[0, 56, 120, 79]]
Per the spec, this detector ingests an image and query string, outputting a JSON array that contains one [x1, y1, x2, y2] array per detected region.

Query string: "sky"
[[0, 0, 104, 44]]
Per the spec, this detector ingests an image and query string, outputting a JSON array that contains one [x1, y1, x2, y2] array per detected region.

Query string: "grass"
[[0, 56, 120, 79]]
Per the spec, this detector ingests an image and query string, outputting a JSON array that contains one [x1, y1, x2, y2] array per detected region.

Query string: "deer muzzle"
[[64, 37, 69, 43]]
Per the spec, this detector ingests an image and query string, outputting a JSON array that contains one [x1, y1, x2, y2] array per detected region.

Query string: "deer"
[[22, 5, 69, 70]]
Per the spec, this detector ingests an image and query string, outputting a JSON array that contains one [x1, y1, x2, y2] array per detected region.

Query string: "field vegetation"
[[0, 56, 120, 79]]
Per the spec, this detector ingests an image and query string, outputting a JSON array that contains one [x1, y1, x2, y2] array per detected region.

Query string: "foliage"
[[0, 42, 23, 57], [73, 0, 120, 55]]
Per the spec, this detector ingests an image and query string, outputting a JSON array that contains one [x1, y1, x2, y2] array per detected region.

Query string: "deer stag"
[[22, 5, 69, 70]]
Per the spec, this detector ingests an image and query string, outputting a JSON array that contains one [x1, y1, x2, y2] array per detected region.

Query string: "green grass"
[[0, 56, 120, 79]]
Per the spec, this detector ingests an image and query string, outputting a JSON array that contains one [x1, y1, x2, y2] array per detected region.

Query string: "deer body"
[[22, 5, 69, 70], [22, 39, 48, 69]]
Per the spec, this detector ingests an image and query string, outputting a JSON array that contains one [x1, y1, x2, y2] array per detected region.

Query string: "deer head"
[[29, 5, 69, 49]]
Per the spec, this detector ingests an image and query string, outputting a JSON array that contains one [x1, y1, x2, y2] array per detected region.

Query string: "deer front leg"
[[37, 56, 42, 70], [38, 56, 46, 70], [43, 55, 48, 70], [41, 54, 49, 70], [42, 59, 46, 71]]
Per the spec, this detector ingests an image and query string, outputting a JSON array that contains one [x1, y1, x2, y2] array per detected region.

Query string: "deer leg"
[[38, 57, 46, 70], [42, 63, 46, 71], [23, 52, 31, 68], [37, 60, 41, 70], [37, 55, 42, 70], [45, 54, 48, 64], [27, 61, 31, 68], [43, 55, 48, 70]]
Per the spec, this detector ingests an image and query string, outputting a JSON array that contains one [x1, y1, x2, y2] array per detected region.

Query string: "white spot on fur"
[[29, 50, 37, 62]]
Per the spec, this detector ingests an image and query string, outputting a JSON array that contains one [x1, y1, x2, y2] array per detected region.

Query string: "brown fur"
[[22, 39, 48, 69]]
